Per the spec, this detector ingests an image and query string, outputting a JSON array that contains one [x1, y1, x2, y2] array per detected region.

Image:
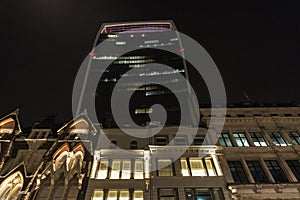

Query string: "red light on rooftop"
[[89, 52, 96, 57], [177, 48, 185, 52]]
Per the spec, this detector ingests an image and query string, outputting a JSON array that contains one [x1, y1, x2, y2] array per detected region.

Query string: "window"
[[185, 188, 224, 200], [246, 161, 269, 183], [180, 157, 218, 177], [217, 133, 232, 147], [180, 158, 190, 176], [174, 136, 187, 145], [157, 159, 173, 176], [268, 132, 287, 146], [265, 160, 289, 183], [96, 159, 143, 180], [155, 136, 168, 145], [288, 131, 300, 145], [228, 161, 249, 184], [96, 159, 109, 179], [130, 140, 138, 149], [92, 190, 104, 200], [134, 160, 144, 179], [133, 190, 143, 200], [250, 132, 268, 146], [158, 189, 178, 200], [121, 160, 131, 179], [233, 132, 249, 146], [193, 137, 204, 145], [286, 160, 300, 181], [92, 190, 143, 200]]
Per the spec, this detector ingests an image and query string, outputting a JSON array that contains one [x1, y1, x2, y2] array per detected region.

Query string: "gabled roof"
[[0, 108, 22, 135], [57, 110, 98, 135]]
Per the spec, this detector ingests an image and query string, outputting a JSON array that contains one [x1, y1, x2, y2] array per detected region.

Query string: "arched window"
[[68, 151, 84, 170], [0, 118, 15, 134], [0, 171, 23, 200], [130, 141, 138, 149]]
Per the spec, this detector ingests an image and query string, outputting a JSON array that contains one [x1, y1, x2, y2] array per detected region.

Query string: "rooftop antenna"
[[242, 91, 251, 101]]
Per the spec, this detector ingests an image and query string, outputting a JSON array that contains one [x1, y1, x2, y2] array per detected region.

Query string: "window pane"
[[121, 160, 131, 179], [250, 132, 268, 146], [92, 190, 103, 200], [134, 160, 144, 179], [190, 158, 206, 176], [119, 190, 130, 200], [217, 133, 232, 147], [228, 161, 249, 184], [110, 160, 121, 179], [205, 159, 217, 176], [96, 159, 108, 179], [180, 158, 190, 176], [269, 132, 287, 146], [288, 131, 300, 145], [265, 160, 289, 183], [133, 190, 143, 200], [286, 160, 300, 181], [158, 159, 173, 176], [90, 160, 99, 179], [195, 189, 212, 200], [246, 161, 269, 183], [107, 190, 118, 200], [233, 132, 249, 147], [159, 189, 177, 200]]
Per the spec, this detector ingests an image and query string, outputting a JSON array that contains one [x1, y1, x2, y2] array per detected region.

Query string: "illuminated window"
[[110, 160, 121, 179], [107, 190, 118, 200], [181, 157, 218, 177], [180, 158, 190, 176], [96, 159, 108, 179], [133, 190, 143, 200], [217, 133, 232, 146], [121, 160, 131, 179], [0, 171, 24, 200], [189, 158, 206, 176], [134, 160, 144, 179], [250, 132, 268, 146], [233, 132, 249, 146], [92, 190, 104, 200], [135, 108, 153, 114], [205, 159, 217, 176], [119, 190, 130, 200], [90, 160, 99, 179], [158, 159, 173, 176], [288, 131, 300, 145], [269, 132, 287, 146]]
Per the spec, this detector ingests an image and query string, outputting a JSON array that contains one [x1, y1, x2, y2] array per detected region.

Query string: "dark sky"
[[1, 1, 300, 126]]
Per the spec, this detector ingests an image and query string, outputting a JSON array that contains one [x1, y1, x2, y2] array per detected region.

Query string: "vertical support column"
[[240, 157, 254, 183], [259, 157, 275, 183], [212, 154, 223, 176], [144, 150, 150, 179]]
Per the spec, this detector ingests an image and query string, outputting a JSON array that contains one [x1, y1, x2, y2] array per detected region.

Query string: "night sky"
[[1, 1, 299, 126]]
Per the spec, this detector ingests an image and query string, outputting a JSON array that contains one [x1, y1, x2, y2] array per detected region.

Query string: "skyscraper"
[[91, 21, 191, 128]]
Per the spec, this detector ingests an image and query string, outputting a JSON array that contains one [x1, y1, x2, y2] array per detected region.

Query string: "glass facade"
[[91, 22, 191, 128]]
